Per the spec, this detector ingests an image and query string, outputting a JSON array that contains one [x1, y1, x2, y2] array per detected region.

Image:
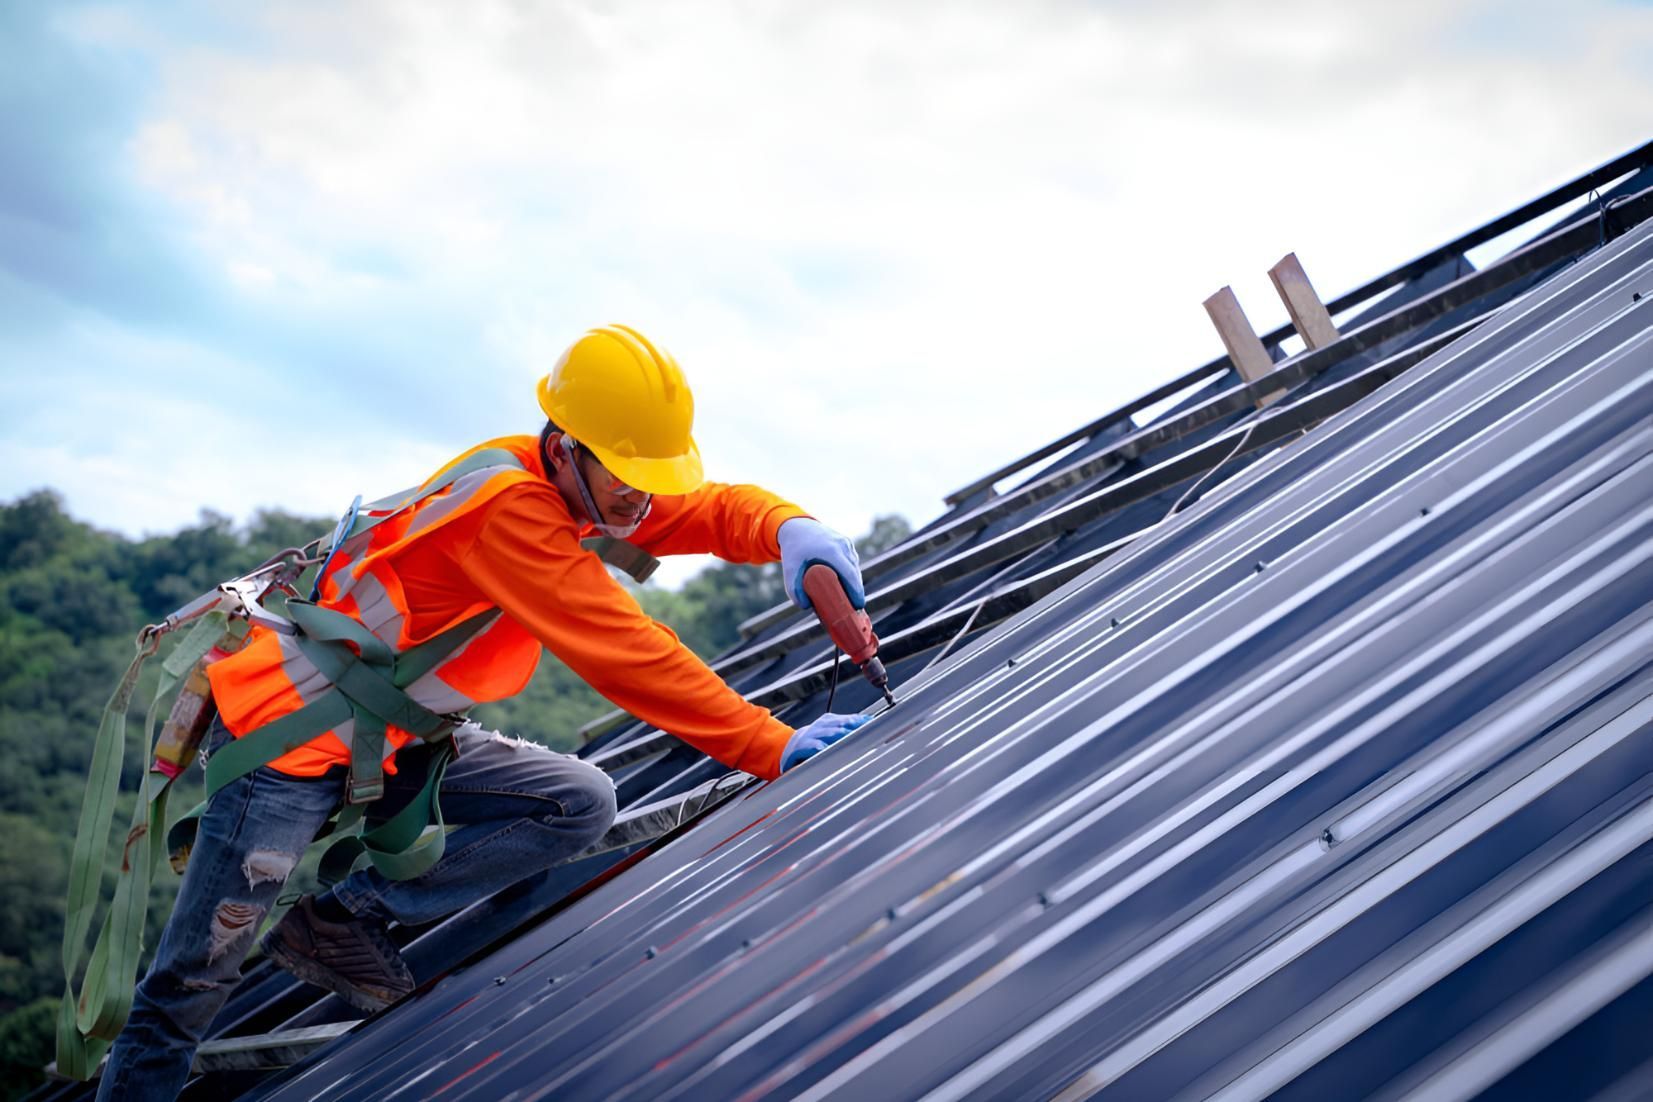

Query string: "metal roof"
[[32, 142, 1653, 1102]]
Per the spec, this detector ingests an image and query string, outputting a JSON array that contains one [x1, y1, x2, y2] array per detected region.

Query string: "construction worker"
[[95, 324, 872, 1100]]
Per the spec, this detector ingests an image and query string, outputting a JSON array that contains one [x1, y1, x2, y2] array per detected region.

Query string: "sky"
[[1, 0, 1649, 587]]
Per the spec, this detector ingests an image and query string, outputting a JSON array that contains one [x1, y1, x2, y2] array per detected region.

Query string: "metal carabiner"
[[217, 578, 297, 636]]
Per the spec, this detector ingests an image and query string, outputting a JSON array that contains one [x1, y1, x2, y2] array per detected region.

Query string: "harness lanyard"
[[57, 614, 227, 1080]]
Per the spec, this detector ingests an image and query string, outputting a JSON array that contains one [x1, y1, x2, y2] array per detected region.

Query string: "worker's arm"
[[631, 482, 808, 562], [455, 485, 793, 778]]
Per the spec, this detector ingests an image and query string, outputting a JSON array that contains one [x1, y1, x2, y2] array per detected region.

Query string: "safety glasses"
[[595, 468, 644, 498], [562, 437, 648, 499]]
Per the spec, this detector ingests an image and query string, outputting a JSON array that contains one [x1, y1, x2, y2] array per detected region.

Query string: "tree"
[[856, 514, 912, 559], [0, 998, 56, 1101]]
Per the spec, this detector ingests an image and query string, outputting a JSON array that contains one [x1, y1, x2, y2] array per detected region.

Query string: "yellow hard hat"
[[536, 324, 704, 495]]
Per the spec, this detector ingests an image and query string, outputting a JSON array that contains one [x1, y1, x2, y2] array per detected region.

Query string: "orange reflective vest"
[[208, 435, 807, 780]]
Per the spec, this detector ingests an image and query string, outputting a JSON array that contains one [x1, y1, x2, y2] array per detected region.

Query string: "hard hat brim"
[[583, 434, 705, 496]]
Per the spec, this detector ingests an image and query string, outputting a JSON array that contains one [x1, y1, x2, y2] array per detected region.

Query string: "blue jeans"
[[96, 719, 617, 1101]]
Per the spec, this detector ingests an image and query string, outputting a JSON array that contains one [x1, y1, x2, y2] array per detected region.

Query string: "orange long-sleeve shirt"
[[210, 435, 807, 779]]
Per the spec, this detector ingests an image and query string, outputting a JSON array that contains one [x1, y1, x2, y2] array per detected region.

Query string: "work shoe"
[[260, 895, 414, 1012]]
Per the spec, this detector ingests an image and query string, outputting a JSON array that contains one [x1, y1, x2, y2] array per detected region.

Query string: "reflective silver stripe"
[[276, 587, 491, 721], [405, 678, 478, 715], [401, 618, 500, 714], [321, 553, 355, 601], [320, 530, 375, 602], [348, 571, 406, 649], [404, 467, 511, 539], [325, 465, 509, 604], [321, 555, 359, 602], [271, 632, 360, 749], [273, 622, 479, 743], [275, 631, 334, 706]]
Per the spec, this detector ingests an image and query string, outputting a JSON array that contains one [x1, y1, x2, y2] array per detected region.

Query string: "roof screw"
[[548, 976, 558, 985], [645, 946, 658, 960], [886, 906, 899, 921], [494, 976, 507, 986], [741, 938, 753, 950], [1634, 291, 1643, 301], [1109, 617, 1120, 628], [1254, 560, 1267, 573], [1319, 827, 1337, 849], [1037, 891, 1052, 908], [1007, 656, 1018, 668], [1419, 506, 1431, 516]]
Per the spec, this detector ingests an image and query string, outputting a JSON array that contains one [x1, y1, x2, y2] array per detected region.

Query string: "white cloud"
[[6, 0, 1651, 577]]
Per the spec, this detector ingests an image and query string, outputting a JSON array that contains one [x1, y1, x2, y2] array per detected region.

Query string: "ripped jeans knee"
[[242, 848, 296, 888], [198, 848, 299, 961], [206, 900, 266, 964], [120, 743, 344, 1043]]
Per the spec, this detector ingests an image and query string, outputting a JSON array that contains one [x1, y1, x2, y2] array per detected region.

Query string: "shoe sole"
[[261, 933, 402, 1013]]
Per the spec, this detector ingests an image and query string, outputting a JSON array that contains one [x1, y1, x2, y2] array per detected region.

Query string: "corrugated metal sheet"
[[224, 173, 1653, 1099]]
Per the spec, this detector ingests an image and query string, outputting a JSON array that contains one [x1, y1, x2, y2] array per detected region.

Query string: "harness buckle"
[[346, 776, 385, 805]]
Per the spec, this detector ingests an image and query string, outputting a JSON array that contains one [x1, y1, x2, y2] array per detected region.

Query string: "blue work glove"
[[780, 712, 871, 772], [777, 517, 865, 611]]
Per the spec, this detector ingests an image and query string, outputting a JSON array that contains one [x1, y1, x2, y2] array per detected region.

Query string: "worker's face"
[[579, 448, 651, 525], [548, 433, 650, 529]]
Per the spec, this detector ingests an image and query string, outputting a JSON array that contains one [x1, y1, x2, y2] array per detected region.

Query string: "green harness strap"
[[164, 604, 503, 881], [190, 604, 495, 786]]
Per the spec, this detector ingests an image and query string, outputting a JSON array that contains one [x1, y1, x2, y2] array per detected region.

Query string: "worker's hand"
[[780, 712, 871, 772], [778, 518, 865, 611]]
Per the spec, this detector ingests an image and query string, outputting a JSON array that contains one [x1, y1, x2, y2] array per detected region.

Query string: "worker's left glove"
[[780, 712, 871, 772], [778, 517, 865, 611]]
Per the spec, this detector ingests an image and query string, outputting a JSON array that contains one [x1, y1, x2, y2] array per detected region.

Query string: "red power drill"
[[803, 563, 896, 707]]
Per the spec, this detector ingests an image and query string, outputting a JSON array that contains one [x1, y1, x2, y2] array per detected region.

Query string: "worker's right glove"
[[780, 712, 871, 772], [778, 517, 865, 611]]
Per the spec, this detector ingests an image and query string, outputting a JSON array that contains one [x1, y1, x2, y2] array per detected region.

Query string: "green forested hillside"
[[0, 490, 907, 1096]]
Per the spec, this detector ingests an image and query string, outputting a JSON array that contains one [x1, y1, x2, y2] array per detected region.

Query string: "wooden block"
[[1203, 286, 1284, 405], [194, 1022, 357, 1072], [1269, 252, 1341, 350]]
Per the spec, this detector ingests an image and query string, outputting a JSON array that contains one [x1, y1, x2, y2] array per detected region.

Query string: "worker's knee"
[[459, 726, 616, 833], [563, 759, 617, 837]]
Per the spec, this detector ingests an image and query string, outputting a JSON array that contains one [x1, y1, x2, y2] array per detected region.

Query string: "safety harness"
[[56, 446, 659, 1080]]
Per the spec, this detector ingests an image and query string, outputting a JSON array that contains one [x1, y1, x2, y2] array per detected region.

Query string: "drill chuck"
[[863, 657, 895, 707]]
